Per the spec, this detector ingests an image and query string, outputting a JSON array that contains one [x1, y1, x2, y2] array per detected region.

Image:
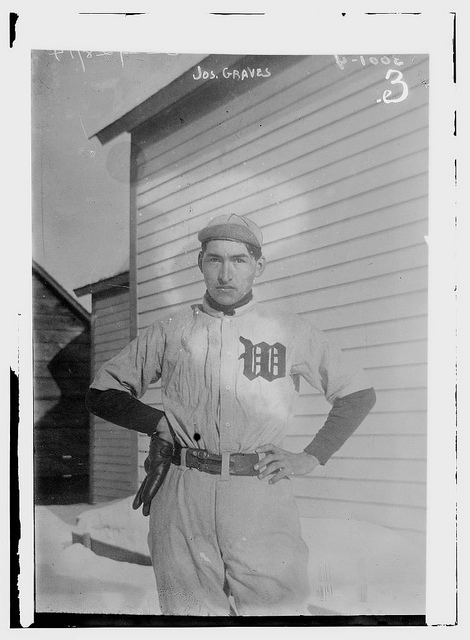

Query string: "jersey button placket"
[[219, 317, 238, 451], [207, 321, 222, 453]]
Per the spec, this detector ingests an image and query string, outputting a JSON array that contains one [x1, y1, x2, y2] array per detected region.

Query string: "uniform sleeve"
[[85, 388, 165, 436], [291, 319, 372, 404], [304, 387, 376, 464], [90, 321, 165, 399]]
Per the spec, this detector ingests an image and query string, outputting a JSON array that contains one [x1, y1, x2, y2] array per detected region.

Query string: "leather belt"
[[171, 442, 259, 477]]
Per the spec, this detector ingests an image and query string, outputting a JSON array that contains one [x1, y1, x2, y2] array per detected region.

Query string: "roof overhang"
[[92, 54, 245, 144], [33, 260, 91, 324], [74, 271, 130, 297]]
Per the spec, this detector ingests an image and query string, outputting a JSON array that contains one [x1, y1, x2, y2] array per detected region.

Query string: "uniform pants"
[[148, 464, 310, 616]]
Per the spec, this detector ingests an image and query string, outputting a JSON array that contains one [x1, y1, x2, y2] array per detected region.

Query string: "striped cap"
[[198, 214, 263, 249]]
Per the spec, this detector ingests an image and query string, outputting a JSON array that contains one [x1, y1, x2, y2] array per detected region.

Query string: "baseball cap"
[[198, 214, 263, 249]]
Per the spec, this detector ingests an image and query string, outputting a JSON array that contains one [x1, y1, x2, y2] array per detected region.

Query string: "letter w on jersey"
[[239, 337, 286, 382]]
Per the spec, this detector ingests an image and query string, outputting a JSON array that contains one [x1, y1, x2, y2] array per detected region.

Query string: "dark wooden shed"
[[33, 261, 91, 504]]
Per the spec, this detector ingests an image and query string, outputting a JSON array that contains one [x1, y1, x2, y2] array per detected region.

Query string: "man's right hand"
[[132, 431, 174, 516]]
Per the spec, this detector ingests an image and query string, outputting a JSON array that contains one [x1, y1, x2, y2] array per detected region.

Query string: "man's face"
[[199, 239, 266, 306]]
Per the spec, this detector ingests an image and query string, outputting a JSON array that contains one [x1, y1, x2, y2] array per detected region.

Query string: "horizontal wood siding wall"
[[33, 274, 91, 503], [132, 55, 428, 542], [91, 286, 137, 503]]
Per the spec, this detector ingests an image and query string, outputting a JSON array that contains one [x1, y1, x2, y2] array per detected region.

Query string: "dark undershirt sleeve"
[[304, 387, 376, 465], [85, 388, 165, 436]]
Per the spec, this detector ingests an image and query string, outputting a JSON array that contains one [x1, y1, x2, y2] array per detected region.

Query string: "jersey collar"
[[201, 294, 258, 318]]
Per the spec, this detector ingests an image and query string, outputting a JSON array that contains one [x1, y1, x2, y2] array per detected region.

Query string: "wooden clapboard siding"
[[135, 59, 427, 226], [139, 259, 427, 314], [285, 432, 426, 460], [137, 224, 427, 298], [296, 496, 426, 534], [327, 315, 427, 348], [294, 474, 426, 507], [93, 311, 131, 335], [93, 297, 130, 313], [137, 290, 428, 336], [294, 410, 426, 436], [92, 327, 132, 345], [89, 282, 138, 503], [33, 312, 88, 331], [136, 120, 427, 245], [136, 181, 428, 282], [136, 196, 428, 303], [317, 457, 426, 483], [33, 402, 89, 429], [94, 338, 133, 356], [93, 452, 135, 463], [136, 151, 427, 270], [129, 54, 428, 538], [34, 376, 90, 400], [93, 424, 136, 441], [134, 56, 318, 177]]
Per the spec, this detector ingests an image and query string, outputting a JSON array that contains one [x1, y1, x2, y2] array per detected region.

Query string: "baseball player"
[[86, 214, 376, 616]]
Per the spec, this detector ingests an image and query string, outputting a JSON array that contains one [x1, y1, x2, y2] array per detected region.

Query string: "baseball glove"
[[132, 433, 174, 516]]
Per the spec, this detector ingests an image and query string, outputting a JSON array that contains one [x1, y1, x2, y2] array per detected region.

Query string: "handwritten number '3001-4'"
[[383, 69, 409, 104]]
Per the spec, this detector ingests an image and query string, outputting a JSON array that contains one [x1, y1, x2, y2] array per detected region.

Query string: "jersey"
[[90, 296, 371, 459]]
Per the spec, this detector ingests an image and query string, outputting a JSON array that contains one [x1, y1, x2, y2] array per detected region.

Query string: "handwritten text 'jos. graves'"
[[192, 65, 271, 81]]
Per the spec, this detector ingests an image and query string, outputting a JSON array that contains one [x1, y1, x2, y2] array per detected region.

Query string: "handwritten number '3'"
[[383, 69, 409, 103]]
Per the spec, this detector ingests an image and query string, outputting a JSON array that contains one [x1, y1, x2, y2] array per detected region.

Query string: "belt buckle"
[[197, 459, 213, 473], [190, 449, 209, 472], [189, 448, 224, 474]]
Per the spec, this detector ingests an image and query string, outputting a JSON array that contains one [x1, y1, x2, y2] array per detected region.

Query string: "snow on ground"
[[302, 517, 425, 615], [35, 497, 425, 616], [74, 496, 150, 556], [35, 506, 159, 614]]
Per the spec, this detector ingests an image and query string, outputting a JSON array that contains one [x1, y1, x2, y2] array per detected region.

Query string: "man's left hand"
[[254, 444, 320, 484]]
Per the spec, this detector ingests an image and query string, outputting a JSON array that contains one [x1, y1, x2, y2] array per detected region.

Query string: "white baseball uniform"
[[91, 296, 371, 615]]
